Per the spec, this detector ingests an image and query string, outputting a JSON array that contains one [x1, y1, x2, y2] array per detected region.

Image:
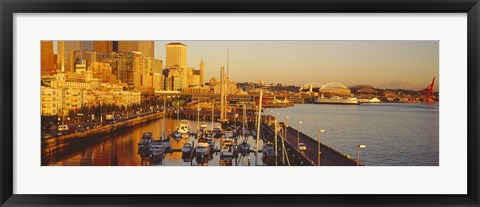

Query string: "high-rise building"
[[63, 41, 82, 73], [117, 41, 154, 58], [93, 41, 114, 53], [41, 41, 54, 74], [152, 73, 164, 91], [81, 41, 94, 51], [166, 42, 187, 69], [145, 57, 163, 74], [199, 58, 205, 85], [100, 52, 134, 86], [132, 52, 145, 89], [166, 43, 187, 88], [57, 41, 65, 72], [137, 41, 154, 58]]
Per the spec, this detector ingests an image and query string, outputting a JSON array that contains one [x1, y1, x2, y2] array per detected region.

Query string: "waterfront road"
[[283, 126, 357, 166]]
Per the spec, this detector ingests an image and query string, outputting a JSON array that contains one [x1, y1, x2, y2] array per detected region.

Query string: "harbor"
[[40, 40, 439, 167], [42, 102, 438, 166]]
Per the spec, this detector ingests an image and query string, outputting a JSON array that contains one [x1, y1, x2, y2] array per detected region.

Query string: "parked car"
[[298, 143, 307, 152]]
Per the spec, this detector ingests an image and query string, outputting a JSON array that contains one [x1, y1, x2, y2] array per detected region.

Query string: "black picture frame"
[[1, 0, 479, 206]]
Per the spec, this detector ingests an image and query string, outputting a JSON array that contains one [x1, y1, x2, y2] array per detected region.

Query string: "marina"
[[42, 102, 438, 166]]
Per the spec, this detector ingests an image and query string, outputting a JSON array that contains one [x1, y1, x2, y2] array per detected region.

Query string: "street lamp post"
[[197, 98, 201, 135], [357, 144, 366, 166], [298, 121, 303, 148], [318, 129, 325, 166], [284, 116, 289, 165]]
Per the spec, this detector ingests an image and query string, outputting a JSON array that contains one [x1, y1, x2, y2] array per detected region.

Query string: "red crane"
[[421, 77, 436, 103]]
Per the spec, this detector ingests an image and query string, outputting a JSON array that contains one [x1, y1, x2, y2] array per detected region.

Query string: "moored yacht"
[[213, 123, 223, 138], [177, 120, 190, 134], [196, 142, 210, 157], [182, 142, 193, 153], [262, 142, 276, 157], [221, 138, 235, 157], [315, 95, 360, 105], [138, 132, 153, 153], [357, 97, 381, 103], [149, 140, 165, 157]]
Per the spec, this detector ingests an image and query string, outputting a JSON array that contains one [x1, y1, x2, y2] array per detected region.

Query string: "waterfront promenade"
[[263, 120, 357, 166]]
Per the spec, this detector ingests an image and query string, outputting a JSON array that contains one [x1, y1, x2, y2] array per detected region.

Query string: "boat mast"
[[162, 95, 167, 139], [242, 102, 246, 139], [197, 97, 200, 135], [211, 99, 215, 131], [255, 90, 263, 166]]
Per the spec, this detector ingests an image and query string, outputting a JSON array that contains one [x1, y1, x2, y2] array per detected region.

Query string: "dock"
[[262, 118, 358, 166]]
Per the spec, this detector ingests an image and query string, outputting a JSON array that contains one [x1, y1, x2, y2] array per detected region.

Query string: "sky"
[[53, 40, 439, 90], [154, 41, 438, 90]]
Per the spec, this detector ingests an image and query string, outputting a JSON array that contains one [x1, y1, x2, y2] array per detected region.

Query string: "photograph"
[[40, 40, 439, 166]]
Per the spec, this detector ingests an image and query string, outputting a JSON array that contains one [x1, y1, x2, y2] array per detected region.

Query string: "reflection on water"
[[48, 118, 265, 166], [265, 103, 439, 166], [47, 103, 438, 166]]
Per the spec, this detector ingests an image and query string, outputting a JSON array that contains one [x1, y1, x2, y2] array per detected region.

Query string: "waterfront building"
[[49, 73, 92, 90], [181, 86, 211, 94], [41, 86, 61, 116], [41, 86, 86, 117], [86, 89, 141, 107], [41, 41, 55, 75]]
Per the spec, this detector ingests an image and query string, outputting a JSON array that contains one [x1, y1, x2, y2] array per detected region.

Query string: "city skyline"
[[52, 40, 439, 91]]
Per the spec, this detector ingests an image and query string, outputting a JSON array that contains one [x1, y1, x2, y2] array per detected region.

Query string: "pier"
[[262, 116, 358, 166]]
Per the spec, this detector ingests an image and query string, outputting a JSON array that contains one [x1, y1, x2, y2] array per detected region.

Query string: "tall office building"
[[166, 42, 187, 69], [137, 41, 154, 58], [132, 52, 145, 89], [57, 41, 65, 72], [199, 58, 205, 85], [93, 41, 114, 53], [81, 41, 94, 51], [117, 41, 154, 58], [62, 41, 82, 73], [41, 41, 54, 74], [166, 43, 187, 88]]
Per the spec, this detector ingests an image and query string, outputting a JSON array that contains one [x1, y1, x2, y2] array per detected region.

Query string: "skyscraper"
[[166, 43, 187, 88], [57, 41, 65, 72], [166, 43, 187, 69], [118, 41, 154, 58], [41, 41, 54, 74], [93, 41, 114, 53], [63, 41, 82, 73], [137, 41, 154, 58], [81, 41, 94, 51]]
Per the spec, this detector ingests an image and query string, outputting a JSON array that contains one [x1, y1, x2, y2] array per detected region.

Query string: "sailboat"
[[160, 96, 172, 149], [172, 101, 182, 139], [237, 103, 250, 155]]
